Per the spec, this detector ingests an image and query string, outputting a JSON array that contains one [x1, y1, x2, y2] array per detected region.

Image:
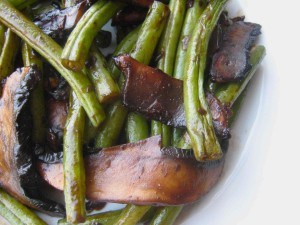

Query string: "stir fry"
[[0, 0, 265, 224]]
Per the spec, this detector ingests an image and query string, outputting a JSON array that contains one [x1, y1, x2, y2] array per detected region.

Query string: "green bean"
[[0, 201, 24, 225], [214, 45, 266, 106], [22, 42, 46, 146], [126, 112, 149, 142], [63, 91, 86, 223], [172, 0, 206, 146], [0, 23, 6, 53], [0, 0, 105, 127], [94, 100, 128, 148], [61, 0, 125, 71], [0, 28, 19, 83], [111, 205, 151, 225], [0, 189, 47, 225], [86, 46, 120, 104], [58, 210, 121, 225], [126, 1, 170, 143], [84, 117, 100, 145], [149, 206, 183, 225], [6, 0, 37, 9], [108, 26, 140, 80], [151, 0, 186, 147], [174, 0, 205, 80], [184, 0, 227, 162]]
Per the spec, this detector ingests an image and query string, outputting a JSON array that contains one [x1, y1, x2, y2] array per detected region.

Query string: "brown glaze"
[[112, 7, 147, 26], [34, 1, 87, 39], [115, 54, 185, 127], [210, 20, 261, 83], [0, 67, 64, 215], [38, 136, 224, 205]]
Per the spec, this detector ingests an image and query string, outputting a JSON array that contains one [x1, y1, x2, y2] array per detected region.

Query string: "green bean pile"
[[0, 0, 265, 224]]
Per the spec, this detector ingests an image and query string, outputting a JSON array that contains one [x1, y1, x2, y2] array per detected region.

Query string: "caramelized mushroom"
[[34, 1, 88, 40], [0, 67, 64, 215], [37, 136, 224, 205], [210, 21, 261, 82], [115, 54, 231, 137]]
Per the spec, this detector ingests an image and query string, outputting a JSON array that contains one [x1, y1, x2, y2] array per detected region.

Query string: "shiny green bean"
[[86, 46, 120, 104], [0, 189, 47, 225], [184, 0, 227, 161], [61, 0, 124, 71], [63, 91, 86, 223]]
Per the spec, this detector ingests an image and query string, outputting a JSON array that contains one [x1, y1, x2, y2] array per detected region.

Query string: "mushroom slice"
[[210, 21, 261, 83], [37, 136, 224, 206], [0, 67, 64, 215], [115, 54, 231, 138]]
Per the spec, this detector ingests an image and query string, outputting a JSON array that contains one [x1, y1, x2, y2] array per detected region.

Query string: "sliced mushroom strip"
[[34, 1, 88, 40], [0, 67, 64, 215], [37, 135, 224, 206], [209, 20, 261, 83], [114, 54, 230, 137]]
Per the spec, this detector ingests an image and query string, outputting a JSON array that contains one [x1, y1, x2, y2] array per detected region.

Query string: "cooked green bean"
[[94, 100, 128, 148], [22, 42, 46, 146], [0, 189, 47, 225], [0, 28, 19, 83], [0, 23, 5, 53], [149, 206, 183, 225], [126, 0, 170, 143], [63, 91, 86, 223], [172, 0, 206, 146], [184, 0, 227, 162], [152, 0, 186, 147], [7, 0, 37, 9], [0, 0, 105, 127], [86, 46, 120, 104], [61, 0, 125, 71], [108, 26, 140, 80], [214, 45, 266, 106], [126, 112, 149, 142], [174, 0, 205, 80], [0, 201, 24, 225], [58, 210, 121, 225], [112, 205, 151, 225]]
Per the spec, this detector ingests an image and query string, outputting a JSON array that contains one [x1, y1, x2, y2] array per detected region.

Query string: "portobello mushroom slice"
[[37, 135, 224, 205], [0, 67, 64, 215], [209, 20, 261, 83], [34, 1, 88, 40], [114, 54, 231, 138]]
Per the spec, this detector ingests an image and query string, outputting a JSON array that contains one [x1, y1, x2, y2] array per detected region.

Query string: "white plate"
[[38, 0, 300, 224]]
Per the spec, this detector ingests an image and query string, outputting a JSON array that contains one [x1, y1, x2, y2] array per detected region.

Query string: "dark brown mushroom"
[[34, 1, 88, 40], [37, 135, 224, 205], [0, 67, 64, 215], [114, 54, 231, 138], [209, 20, 261, 83]]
